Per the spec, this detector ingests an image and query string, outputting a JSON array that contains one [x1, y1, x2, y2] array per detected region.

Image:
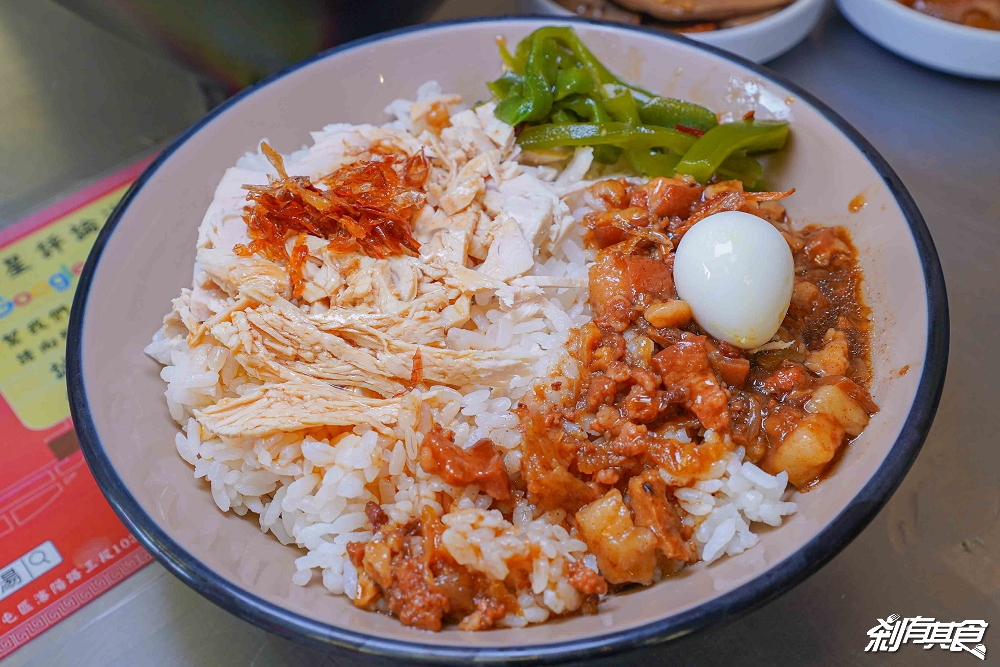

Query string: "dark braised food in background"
[[899, 0, 1000, 30]]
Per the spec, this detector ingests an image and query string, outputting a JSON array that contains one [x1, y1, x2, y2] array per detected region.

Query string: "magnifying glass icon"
[[27, 551, 50, 567]]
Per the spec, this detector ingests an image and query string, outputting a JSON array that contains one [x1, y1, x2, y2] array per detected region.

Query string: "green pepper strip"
[[716, 152, 764, 189], [526, 28, 670, 105], [604, 88, 641, 125], [675, 120, 789, 183], [498, 30, 717, 131], [514, 37, 531, 70], [494, 95, 525, 126], [498, 35, 532, 74], [593, 145, 623, 164], [523, 27, 620, 90], [498, 37, 523, 73], [627, 149, 681, 178], [523, 37, 557, 123], [486, 71, 523, 101], [550, 108, 578, 124], [518, 123, 697, 154], [557, 95, 613, 124], [493, 28, 788, 185], [555, 68, 591, 101], [637, 97, 718, 132], [494, 37, 559, 126], [626, 149, 762, 181]]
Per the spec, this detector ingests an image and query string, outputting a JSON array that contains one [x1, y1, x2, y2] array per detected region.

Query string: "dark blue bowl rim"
[[66, 14, 949, 665]]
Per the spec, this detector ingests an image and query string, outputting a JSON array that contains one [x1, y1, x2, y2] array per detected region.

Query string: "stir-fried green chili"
[[557, 95, 613, 124], [488, 28, 789, 186], [518, 123, 698, 154], [716, 152, 765, 189], [627, 148, 682, 178], [486, 71, 522, 101], [604, 87, 641, 126], [674, 120, 790, 184], [554, 68, 591, 100], [636, 97, 719, 133]]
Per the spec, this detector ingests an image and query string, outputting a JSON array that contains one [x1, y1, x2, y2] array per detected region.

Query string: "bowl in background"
[[522, 0, 828, 62], [838, 0, 1000, 79], [68, 16, 947, 664]]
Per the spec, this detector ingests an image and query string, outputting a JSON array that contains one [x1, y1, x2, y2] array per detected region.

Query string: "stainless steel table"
[[3, 1, 998, 665]]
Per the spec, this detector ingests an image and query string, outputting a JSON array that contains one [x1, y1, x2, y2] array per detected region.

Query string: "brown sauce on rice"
[[346, 176, 876, 628]]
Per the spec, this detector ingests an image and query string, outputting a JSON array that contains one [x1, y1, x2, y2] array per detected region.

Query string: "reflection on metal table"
[[1, 0, 997, 665]]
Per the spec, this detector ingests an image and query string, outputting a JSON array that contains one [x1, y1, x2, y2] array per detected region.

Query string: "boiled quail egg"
[[673, 210, 794, 349]]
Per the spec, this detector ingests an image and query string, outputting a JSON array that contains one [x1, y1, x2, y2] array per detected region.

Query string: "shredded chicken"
[[159, 98, 578, 448], [194, 381, 404, 436], [210, 300, 540, 397]]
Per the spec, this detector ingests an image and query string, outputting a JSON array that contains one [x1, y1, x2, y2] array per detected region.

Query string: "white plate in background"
[[520, 0, 827, 62], [838, 0, 1000, 80]]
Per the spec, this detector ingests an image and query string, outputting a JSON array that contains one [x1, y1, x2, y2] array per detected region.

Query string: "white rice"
[[679, 445, 797, 564]]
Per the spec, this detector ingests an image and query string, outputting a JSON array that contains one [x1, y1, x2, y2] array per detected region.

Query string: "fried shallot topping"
[[234, 142, 428, 296]]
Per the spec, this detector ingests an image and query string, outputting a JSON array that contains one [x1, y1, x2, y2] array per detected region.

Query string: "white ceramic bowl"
[[68, 16, 947, 664], [838, 0, 1000, 80], [522, 0, 828, 62]]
